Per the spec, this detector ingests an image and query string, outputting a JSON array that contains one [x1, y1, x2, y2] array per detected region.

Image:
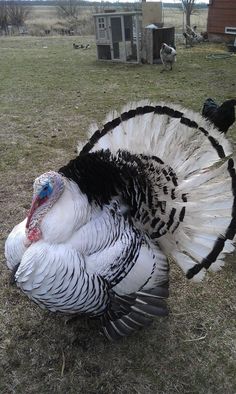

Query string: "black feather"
[[59, 150, 153, 209], [202, 98, 236, 134]]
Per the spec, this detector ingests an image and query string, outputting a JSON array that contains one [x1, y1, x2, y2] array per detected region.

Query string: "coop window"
[[225, 27, 236, 35], [98, 18, 105, 29]]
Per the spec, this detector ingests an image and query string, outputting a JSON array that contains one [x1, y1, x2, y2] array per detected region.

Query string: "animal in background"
[[5, 101, 236, 340], [186, 25, 204, 43], [183, 25, 204, 46], [200, 31, 208, 41], [183, 31, 194, 47], [73, 43, 90, 50], [160, 43, 176, 72], [202, 98, 236, 134]]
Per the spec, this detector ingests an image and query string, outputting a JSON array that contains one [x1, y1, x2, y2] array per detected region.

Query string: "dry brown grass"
[[0, 33, 235, 394], [25, 5, 96, 35], [163, 7, 208, 33], [23, 5, 208, 37]]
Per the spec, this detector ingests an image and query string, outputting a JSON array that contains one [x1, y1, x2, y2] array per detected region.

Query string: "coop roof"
[[93, 11, 142, 18]]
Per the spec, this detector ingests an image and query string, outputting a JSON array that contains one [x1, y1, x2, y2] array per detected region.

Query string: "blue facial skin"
[[39, 183, 53, 199]]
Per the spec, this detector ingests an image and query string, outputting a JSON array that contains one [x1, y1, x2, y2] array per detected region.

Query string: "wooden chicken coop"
[[142, 26, 175, 64], [93, 11, 142, 63], [93, 2, 173, 64], [207, 0, 236, 43]]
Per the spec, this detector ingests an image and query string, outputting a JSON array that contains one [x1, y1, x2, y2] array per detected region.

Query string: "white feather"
[[40, 179, 91, 243], [113, 240, 168, 295], [84, 101, 232, 163], [5, 219, 28, 270]]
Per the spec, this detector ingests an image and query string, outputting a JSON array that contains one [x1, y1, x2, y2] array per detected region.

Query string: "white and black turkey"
[[5, 101, 236, 340]]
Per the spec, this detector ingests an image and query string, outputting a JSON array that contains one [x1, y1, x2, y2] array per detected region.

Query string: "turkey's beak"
[[26, 196, 41, 229]]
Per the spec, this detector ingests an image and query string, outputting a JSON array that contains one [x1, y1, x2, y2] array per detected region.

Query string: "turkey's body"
[[5, 101, 236, 340]]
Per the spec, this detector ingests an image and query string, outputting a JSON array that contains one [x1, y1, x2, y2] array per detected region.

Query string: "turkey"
[[186, 25, 203, 43], [183, 25, 204, 47], [183, 31, 194, 47], [160, 43, 176, 71], [202, 98, 236, 134], [5, 101, 236, 340]]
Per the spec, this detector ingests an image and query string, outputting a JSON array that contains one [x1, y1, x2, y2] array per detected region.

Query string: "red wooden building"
[[207, 0, 236, 42]]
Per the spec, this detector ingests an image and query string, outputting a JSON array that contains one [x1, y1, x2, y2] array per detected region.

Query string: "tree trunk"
[[186, 9, 191, 26], [182, 0, 195, 28]]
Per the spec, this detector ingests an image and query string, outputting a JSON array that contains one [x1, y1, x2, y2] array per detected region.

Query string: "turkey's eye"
[[39, 183, 52, 199]]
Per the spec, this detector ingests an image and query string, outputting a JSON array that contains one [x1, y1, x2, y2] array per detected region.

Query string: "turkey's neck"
[[40, 180, 92, 244]]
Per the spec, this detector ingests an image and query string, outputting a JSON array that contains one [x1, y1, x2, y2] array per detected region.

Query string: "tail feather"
[[101, 282, 169, 340], [78, 101, 236, 280], [79, 101, 232, 162]]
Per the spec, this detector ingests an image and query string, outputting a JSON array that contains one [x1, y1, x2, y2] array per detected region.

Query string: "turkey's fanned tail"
[[79, 100, 232, 160], [78, 101, 236, 281]]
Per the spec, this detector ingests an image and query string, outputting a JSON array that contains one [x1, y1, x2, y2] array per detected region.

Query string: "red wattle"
[[27, 227, 42, 242]]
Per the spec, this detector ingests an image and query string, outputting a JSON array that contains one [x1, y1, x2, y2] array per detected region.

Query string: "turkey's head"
[[26, 171, 65, 243]]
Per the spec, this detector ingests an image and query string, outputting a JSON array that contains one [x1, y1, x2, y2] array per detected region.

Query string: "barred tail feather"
[[101, 283, 169, 340], [159, 158, 236, 280], [79, 100, 232, 165], [79, 101, 236, 280]]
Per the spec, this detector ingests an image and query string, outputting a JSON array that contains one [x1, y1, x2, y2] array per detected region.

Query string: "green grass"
[[0, 35, 236, 394]]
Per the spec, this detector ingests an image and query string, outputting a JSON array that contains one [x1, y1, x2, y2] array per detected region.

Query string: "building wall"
[[142, 2, 162, 27], [207, 0, 236, 39]]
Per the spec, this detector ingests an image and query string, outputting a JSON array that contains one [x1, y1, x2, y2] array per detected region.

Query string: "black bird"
[[202, 98, 236, 134]]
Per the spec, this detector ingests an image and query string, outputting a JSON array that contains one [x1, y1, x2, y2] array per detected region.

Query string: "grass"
[[163, 7, 208, 33], [26, 5, 97, 35], [0, 34, 236, 394], [24, 5, 207, 36]]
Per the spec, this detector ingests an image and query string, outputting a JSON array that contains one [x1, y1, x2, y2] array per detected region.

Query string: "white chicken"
[[5, 101, 236, 340], [160, 43, 176, 72]]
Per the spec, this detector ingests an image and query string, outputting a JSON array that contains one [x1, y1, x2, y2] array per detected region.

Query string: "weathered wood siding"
[[142, 27, 175, 64], [207, 0, 236, 35]]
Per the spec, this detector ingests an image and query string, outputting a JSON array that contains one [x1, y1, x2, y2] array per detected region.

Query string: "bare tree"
[[0, 1, 29, 34], [182, 0, 196, 27], [0, 1, 8, 34], [7, 1, 30, 30], [57, 0, 80, 23]]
